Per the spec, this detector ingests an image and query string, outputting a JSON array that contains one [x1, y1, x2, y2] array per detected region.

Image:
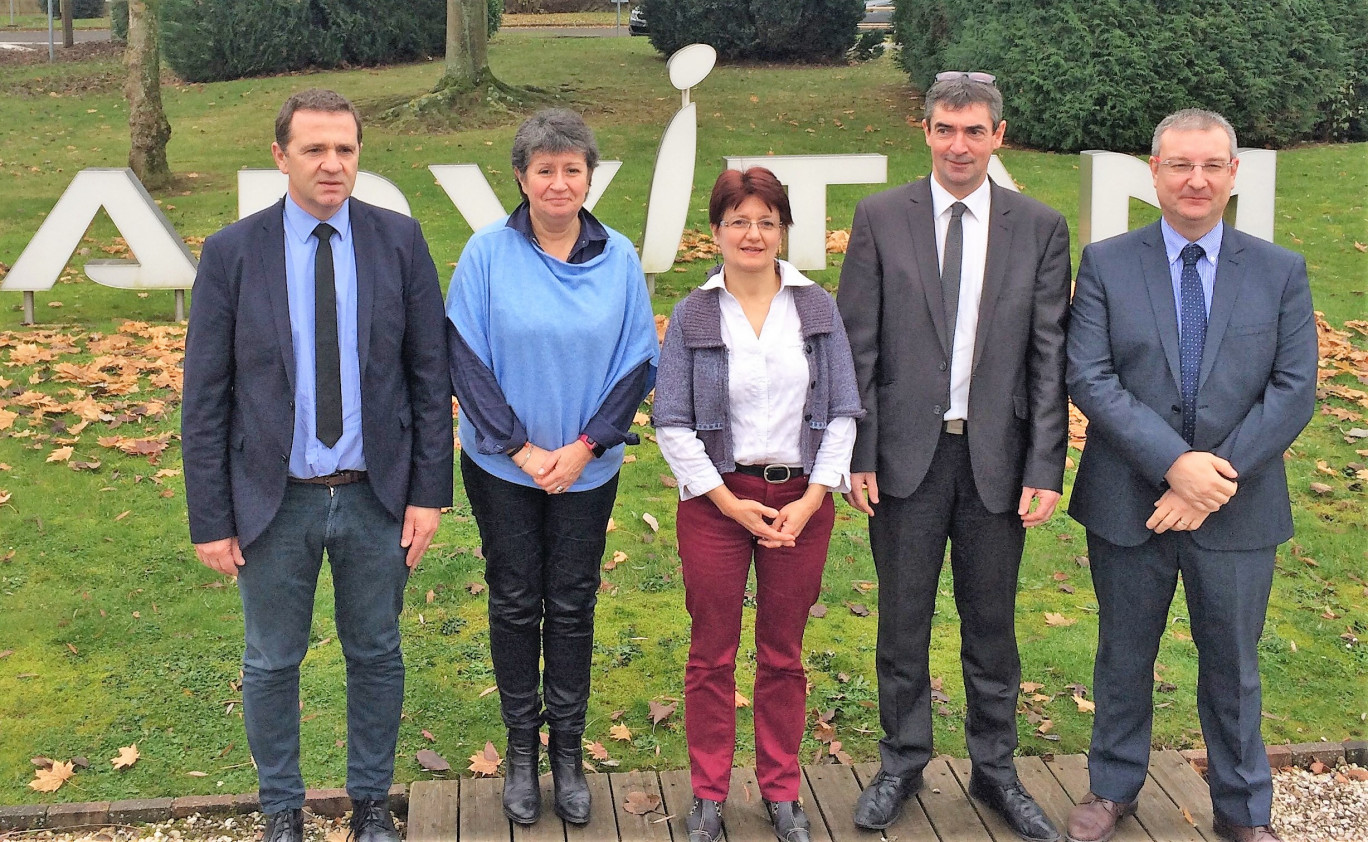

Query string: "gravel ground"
[[3, 765, 1364, 841]]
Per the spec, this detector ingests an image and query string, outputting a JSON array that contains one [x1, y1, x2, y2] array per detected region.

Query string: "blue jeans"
[[461, 453, 618, 734], [237, 480, 409, 813]]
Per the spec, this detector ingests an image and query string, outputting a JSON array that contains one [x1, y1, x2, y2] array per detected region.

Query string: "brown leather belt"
[[290, 470, 368, 487], [943, 419, 966, 435], [734, 464, 806, 483]]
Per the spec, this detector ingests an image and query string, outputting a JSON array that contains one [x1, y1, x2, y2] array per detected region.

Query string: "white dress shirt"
[[930, 176, 992, 422], [657, 261, 856, 501]]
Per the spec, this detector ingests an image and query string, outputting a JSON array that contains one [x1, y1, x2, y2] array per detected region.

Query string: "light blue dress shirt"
[[1161, 218, 1222, 337], [282, 195, 365, 478]]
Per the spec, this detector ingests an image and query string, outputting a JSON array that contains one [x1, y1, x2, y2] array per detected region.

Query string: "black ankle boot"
[[549, 730, 591, 824], [503, 728, 541, 824]]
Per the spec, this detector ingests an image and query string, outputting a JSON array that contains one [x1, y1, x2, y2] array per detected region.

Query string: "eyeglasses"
[[1157, 160, 1235, 176], [719, 219, 781, 233], [935, 71, 997, 86]]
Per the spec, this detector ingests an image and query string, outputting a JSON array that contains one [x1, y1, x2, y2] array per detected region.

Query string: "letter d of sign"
[[1, 168, 197, 295]]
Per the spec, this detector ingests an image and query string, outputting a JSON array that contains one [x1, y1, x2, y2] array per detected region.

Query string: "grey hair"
[[275, 89, 362, 148], [924, 76, 1003, 126], [1151, 109, 1238, 158], [510, 108, 600, 187]]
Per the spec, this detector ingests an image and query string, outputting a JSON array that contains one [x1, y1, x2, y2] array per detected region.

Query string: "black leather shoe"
[[686, 797, 724, 842], [348, 799, 400, 842], [968, 776, 1061, 842], [765, 800, 811, 842], [503, 728, 541, 824], [853, 769, 923, 829], [263, 808, 303, 842], [549, 730, 591, 824]]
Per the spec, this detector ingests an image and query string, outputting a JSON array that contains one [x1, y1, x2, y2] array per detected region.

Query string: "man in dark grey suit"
[[837, 73, 1071, 842], [182, 89, 452, 842], [1065, 109, 1317, 842]]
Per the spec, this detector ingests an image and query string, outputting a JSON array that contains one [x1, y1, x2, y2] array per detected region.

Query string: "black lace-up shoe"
[[686, 797, 724, 842], [968, 776, 1061, 842], [853, 769, 923, 829], [264, 809, 303, 842], [348, 799, 399, 842], [764, 800, 811, 842]]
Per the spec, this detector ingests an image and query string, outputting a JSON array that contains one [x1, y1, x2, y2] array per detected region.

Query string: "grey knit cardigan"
[[651, 281, 865, 477]]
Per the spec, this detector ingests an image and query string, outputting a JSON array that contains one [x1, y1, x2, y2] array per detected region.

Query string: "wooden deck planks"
[[458, 775, 510, 842], [610, 770, 672, 842], [408, 779, 460, 842], [404, 752, 1217, 842], [565, 773, 619, 842], [916, 757, 992, 842]]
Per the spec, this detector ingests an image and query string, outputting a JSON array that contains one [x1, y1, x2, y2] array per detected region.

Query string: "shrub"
[[161, 0, 502, 83], [40, 0, 106, 17], [642, 0, 862, 63], [894, 0, 1368, 150], [110, 0, 127, 39]]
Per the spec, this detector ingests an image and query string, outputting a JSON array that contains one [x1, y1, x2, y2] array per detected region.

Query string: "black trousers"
[[869, 431, 1026, 785], [462, 453, 619, 734]]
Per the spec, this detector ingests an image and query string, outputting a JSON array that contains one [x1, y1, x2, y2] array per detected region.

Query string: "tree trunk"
[[60, 0, 73, 48], [440, 0, 489, 88], [125, 0, 172, 189]]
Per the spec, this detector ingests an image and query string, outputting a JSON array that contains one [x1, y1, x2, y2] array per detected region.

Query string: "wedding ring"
[[1178, 520, 1189, 527], [556, 485, 566, 493]]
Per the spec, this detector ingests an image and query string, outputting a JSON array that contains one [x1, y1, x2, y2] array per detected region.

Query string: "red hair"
[[708, 167, 793, 227]]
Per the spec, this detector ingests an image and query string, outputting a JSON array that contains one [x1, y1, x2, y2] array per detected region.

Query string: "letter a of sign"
[[0, 168, 197, 293]]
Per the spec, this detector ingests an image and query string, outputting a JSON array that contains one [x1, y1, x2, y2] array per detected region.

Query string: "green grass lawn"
[[0, 34, 1364, 805]]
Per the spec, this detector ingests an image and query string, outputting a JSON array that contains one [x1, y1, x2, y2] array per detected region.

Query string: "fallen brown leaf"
[[111, 744, 139, 770], [622, 790, 662, 816]]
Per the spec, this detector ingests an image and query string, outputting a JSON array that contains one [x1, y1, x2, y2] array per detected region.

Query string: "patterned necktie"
[[312, 222, 343, 448], [941, 201, 967, 356], [1178, 242, 1206, 445]]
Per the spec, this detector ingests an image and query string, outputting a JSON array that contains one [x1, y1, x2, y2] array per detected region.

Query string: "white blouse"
[[657, 264, 856, 501]]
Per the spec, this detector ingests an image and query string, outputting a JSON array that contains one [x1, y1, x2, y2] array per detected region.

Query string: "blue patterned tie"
[[1179, 243, 1206, 445]]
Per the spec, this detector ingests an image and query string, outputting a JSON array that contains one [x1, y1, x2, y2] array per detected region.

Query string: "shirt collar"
[[505, 200, 609, 248], [929, 174, 992, 223], [283, 194, 351, 244], [700, 259, 814, 291], [1161, 218, 1223, 266]]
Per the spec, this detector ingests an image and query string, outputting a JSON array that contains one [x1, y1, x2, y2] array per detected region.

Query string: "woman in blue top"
[[445, 109, 659, 827]]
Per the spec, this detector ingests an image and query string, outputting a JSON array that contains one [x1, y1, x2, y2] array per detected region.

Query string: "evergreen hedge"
[[894, 0, 1368, 150], [41, 0, 106, 18], [160, 0, 503, 84], [641, 0, 862, 62]]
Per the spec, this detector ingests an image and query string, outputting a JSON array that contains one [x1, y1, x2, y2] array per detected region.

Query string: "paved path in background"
[[0, 25, 629, 46]]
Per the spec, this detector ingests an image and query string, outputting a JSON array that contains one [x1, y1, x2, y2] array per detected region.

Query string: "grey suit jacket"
[[182, 198, 454, 549], [1066, 222, 1318, 550], [837, 176, 1072, 513]]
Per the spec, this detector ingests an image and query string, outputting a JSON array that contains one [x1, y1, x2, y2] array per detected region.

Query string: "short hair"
[[510, 108, 600, 182], [708, 167, 794, 228], [1151, 108, 1238, 159], [923, 75, 1003, 127], [275, 89, 362, 148]]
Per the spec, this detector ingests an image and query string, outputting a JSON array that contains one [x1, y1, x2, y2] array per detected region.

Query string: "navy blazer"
[[837, 177, 1073, 513], [1066, 222, 1318, 550], [182, 197, 454, 549]]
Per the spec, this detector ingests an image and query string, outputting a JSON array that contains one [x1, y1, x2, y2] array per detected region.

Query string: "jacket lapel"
[[1200, 227, 1243, 390], [906, 178, 950, 355], [350, 200, 376, 380], [260, 198, 295, 391], [972, 182, 1014, 371], [1139, 222, 1183, 390]]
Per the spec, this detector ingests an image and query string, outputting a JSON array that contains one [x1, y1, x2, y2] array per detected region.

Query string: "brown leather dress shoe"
[[1212, 816, 1283, 842], [1066, 793, 1136, 842]]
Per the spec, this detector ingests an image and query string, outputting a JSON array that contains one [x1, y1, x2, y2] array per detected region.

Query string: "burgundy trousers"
[[678, 471, 835, 802]]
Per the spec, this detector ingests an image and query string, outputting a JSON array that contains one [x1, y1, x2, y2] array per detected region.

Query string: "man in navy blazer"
[[182, 89, 452, 842], [1065, 109, 1317, 842]]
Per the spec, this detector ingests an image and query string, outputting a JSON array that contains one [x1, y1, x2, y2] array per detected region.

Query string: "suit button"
[[810, 381, 817, 389], [939, 361, 947, 372], [1171, 405, 1181, 413], [280, 455, 287, 462], [932, 405, 942, 415], [804, 414, 812, 421]]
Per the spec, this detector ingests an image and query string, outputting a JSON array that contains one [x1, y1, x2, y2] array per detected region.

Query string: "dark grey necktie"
[[1178, 242, 1207, 445], [312, 222, 343, 448], [941, 201, 967, 355]]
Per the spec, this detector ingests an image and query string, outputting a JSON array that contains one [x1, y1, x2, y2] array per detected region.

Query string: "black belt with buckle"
[[942, 419, 966, 435], [734, 464, 806, 483], [290, 470, 368, 487]]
